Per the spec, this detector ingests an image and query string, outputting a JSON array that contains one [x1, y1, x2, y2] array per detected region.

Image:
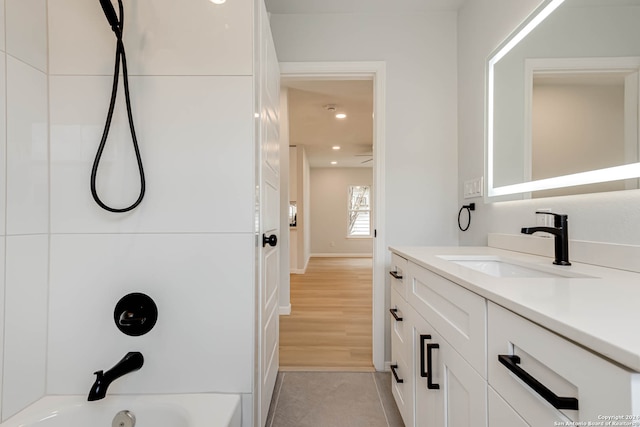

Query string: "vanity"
[[389, 243, 640, 426], [392, 0, 640, 422]]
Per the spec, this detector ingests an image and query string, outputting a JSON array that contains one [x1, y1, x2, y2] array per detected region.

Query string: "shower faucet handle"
[[118, 311, 146, 326]]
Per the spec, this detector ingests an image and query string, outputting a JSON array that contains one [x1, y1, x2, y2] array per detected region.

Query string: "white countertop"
[[389, 245, 640, 372]]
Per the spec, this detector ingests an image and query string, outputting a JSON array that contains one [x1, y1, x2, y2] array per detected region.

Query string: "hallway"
[[279, 257, 373, 370]]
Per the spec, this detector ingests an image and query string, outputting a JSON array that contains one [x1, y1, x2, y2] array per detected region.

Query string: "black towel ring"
[[458, 203, 476, 232]]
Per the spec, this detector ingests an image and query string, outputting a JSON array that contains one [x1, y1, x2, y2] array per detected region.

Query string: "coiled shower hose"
[[91, 0, 145, 213]]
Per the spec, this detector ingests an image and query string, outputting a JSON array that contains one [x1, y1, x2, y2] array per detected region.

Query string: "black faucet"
[[521, 212, 571, 266], [88, 352, 144, 401]]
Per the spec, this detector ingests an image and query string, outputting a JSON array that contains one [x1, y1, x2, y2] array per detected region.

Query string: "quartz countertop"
[[389, 245, 640, 372]]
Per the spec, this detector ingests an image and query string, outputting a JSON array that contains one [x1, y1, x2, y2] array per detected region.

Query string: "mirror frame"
[[486, 0, 640, 200]]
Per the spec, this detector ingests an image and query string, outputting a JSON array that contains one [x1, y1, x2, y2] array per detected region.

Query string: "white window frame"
[[347, 185, 372, 238]]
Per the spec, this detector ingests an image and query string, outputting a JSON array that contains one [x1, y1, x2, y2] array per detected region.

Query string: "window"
[[348, 185, 371, 237]]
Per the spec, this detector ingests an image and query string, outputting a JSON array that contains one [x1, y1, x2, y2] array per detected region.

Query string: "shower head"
[[99, 0, 120, 33]]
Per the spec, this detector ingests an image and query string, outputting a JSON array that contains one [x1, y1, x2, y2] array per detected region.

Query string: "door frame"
[[280, 61, 386, 371]]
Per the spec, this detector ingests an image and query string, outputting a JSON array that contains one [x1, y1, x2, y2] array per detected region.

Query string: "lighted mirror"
[[487, 0, 640, 200]]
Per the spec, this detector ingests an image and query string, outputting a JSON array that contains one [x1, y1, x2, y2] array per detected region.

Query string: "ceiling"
[[284, 79, 374, 168], [265, 0, 467, 14]]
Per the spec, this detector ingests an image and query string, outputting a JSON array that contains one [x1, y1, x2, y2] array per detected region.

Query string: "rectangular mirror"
[[487, 0, 640, 200]]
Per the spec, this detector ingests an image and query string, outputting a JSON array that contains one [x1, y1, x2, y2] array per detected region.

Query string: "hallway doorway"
[[279, 61, 386, 371]]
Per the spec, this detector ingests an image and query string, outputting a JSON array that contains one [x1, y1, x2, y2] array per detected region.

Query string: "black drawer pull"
[[498, 355, 579, 410], [390, 363, 404, 384], [427, 343, 440, 389], [389, 270, 403, 280], [419, 334, 432, 378], [389, 308, 403, 322]]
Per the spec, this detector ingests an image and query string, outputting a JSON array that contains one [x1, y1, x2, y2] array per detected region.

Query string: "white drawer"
[[389, 252, 409, 299], [390, 351, 413, 427], [390, 289, 410, 361], [488, 302, 640, 424], [406, 261, 486, 377]]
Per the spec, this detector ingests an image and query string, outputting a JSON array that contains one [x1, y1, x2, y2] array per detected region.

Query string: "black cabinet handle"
[[419, 334, 432, 378], [389, 308, 403, 322], [498, 355, 579, 410], [262, 233, 278, 247], [389, 270, 403, 280], [390, 363, 404, 384], [426, 343, 440, 389]]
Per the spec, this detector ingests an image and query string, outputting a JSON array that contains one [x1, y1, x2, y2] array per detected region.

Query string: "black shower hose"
[[91, 0, 145, 213]]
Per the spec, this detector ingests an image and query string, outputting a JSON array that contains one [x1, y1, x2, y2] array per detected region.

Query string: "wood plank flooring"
[[279, 257, 374, 371]]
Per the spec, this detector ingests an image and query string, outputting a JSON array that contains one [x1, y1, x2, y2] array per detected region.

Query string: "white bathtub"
[[0, 394, 241, 427]]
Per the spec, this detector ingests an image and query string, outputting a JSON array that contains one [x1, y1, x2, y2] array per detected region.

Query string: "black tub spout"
[[88, 352, 144, 401]]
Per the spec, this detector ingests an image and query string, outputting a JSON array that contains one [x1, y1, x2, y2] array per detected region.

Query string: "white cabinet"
[[389, 257, 487, 427], [389, 248, 640, 427], [488, 386, 528, 427], [390, 252, 409, 299], [390, 288, 413, 426], [406, 261, 486, 377], [488, 302, 640, 425]]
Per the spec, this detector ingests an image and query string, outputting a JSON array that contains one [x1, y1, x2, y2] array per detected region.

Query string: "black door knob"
[[262, 233, 278, 247]]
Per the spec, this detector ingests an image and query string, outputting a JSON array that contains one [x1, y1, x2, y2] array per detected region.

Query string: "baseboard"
[[488, 233, 640, 273], [384, 361, 392, 372], [310, 253, 373, 258], [290, 268, 306, 274], [279, 304, 291, 316]]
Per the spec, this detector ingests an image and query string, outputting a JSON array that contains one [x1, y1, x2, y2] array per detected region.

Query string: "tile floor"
[[266, 371, 404, 427]]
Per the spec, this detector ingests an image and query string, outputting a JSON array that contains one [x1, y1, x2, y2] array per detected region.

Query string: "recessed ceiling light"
[[332, 146, 341, 150], [210, 0, 226, 4], [331, 161, 338, 165], [335, 113, 347, 119]]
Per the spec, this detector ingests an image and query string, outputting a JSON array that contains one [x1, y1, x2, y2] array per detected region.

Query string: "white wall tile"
[[3, 235, 48, 420], [0, 0, 5, 52], [0, 54, 6, 236], [6, 57, 48, 235], [50, 75, 254, 233], [48, 0, 252, 76], [5, 0, 47, 73], [47, 233, 254, 395]]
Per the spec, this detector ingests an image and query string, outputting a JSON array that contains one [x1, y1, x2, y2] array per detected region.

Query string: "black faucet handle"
[[535, 211, 568, 227]]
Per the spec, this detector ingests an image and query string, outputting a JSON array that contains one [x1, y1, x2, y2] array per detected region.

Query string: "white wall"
[[310, 167, 373, 255], [269, 11, 459, 364], [270, 13, 459, 248], [289, 145, 311, 272], [279, 89, 291, 311], [457, 0, 640, 247], [0, 0, 49, 419]]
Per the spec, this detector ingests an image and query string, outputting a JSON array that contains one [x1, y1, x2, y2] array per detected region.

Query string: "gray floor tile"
[[373, 372, 405, 427], [267, 372, 397, 427]]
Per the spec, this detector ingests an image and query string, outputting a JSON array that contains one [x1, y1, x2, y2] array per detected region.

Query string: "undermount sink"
[[437, 255, 593, 279]]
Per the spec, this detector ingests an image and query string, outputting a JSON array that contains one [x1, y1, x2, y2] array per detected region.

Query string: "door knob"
[[262, 233, 278, 247]]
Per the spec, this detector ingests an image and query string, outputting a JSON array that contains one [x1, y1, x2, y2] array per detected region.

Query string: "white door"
[[257, 1, 280, 425]]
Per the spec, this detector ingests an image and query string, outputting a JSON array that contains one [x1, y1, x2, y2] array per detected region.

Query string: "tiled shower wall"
[[2, 0, 258, 421], [1, 0, 50, 419]]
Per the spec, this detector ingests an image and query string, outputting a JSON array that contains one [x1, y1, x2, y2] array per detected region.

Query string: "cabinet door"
[[488, 386, 528, 427], [406, 262, 486, 378], [412, 309, 443, 427], [411, 306, 487, 427]]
